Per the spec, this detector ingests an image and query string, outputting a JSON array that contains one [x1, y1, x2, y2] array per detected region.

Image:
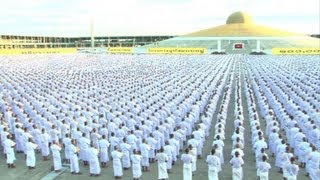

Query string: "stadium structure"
[[0, 35, 174, 49], [147, 11, 320, 54], [0, 11, 319, 55], [0, 10, 319, 180]]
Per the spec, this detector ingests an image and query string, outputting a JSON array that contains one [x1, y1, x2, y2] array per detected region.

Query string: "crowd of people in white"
[[0, 54, 319, 180]]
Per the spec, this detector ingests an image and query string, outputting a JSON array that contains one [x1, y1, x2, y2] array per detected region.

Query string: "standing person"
[[213, 144, 224, 166], [156, 147, 169, 180], [26, 138, 37, 169], [147, 133, 157, 163], [181, 148, 193, 180], [1, 127, 10, 156], [89, 142, 101, 176], [120, 137, 132, 170], [79, 133, 90, 166], [257, 155, 271, 180], [281, 146, 294, 178], [69, 139, 81, 175], [139, 139, 151, 171], [111, 146, 123, 179], [4, 134, 16, 168], [51, 141, 62, 172], [22, 127, 32, 159], [109, 132, 119, 155], [62, 133, 72, 164], [188, 144, 197, 175], [131, 149, 142, 180], [40, 128, 50, 161], [99, 135, 110, 168], [230, 151, 244, 180], [163, 141, 174, 173], [206, 148, 221, 180], [284, 157, 299, 180], [306, 146, 320, 180], [50, 125, 60, 145]]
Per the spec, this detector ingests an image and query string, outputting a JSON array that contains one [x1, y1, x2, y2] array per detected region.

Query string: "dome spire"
[[226, 11, 253, 24]]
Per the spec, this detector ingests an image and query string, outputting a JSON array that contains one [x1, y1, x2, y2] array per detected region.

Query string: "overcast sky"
[[0, 0, 319, 37]]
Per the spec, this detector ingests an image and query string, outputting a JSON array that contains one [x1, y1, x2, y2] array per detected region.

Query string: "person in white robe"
[[181, 148, 193, 180], [4, 134, 16, 168], [306, 145, 320, 180], [163, 141, 174, 173], [296, 138, 311, 168], [275, 139, 286, 171], [1, 126, 10, 155], [192, 126, 204, 158], [90, 128, 101, 149], [89, 143, 101, 176], [139, 139, 151, 171], [14, 125, 24, 153], [147, 134, 157, 163], [281, 146, 294, 178], [22, 127, 32, 158], [120, 137, 132, 169], [188, 143, 197, 174], [111, 146, 124, 179], [230, 151, 244, 180], [40, 128, 50, 161], [213, 144, 224, 165], [255, 148, 268, 168], [69, 139, 81, 175], [253, 136, 268, 155], [26, 138, 37, 169], [206, 148, 221, 180], [50, 141, 62, 172], [257, 155, 271, 180], [31, 125, 41, 153], [131, 149, 142, 180], [109, 132, 119, 155], [156, 147, 169, 180], [284, 157, 299, 180], [99, 135, 110, 167], [268, 130, 279, 156], [62, 133, 72, 164], [49, 125, 60, 144], [231, 144, 244, 159], [79, 133, 90, 166]]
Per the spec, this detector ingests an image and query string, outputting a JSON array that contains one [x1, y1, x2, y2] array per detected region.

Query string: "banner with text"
[[0, 48, 77, 55], [108, 47, 134, 54], [147, 47, 207, 55], [272, 48, 320, 55]]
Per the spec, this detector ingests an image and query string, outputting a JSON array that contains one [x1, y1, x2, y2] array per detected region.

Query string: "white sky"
[[0, 0, 319, 36]]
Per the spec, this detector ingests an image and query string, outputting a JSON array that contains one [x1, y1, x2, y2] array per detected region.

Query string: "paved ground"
[[0, 58, 311, 180]]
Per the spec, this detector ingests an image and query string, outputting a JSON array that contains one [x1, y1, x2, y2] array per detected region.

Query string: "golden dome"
[[226, 11, 253, 24], [183, 11, 303, 37]]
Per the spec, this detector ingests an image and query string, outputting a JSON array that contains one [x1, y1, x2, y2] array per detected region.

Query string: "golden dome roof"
[[226, 11, 253, 24]]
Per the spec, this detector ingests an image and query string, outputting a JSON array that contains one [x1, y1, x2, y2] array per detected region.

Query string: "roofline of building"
[[171, 36, 313, 40]]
